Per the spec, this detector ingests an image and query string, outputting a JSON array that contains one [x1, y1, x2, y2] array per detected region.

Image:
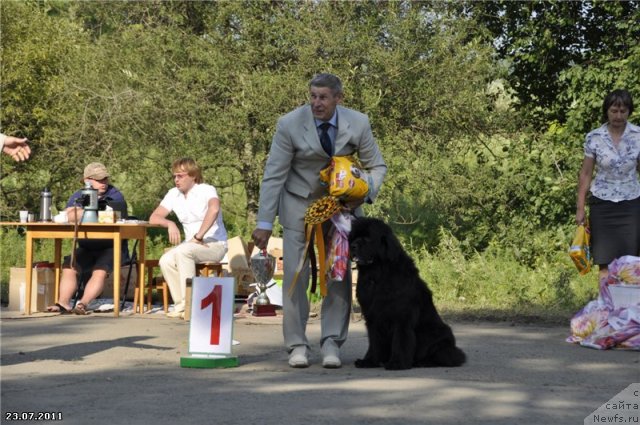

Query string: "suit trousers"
[[283, 226, 352, 352], [159, 241, 227, 306]]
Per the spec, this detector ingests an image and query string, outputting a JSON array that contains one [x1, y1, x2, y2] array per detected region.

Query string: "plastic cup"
[[19, 211, 28, 223]]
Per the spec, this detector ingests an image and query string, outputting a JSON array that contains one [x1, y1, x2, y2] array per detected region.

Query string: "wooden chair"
[[196, 261, 224, 278], [133, 259, 170, 313], [184, 261, 226, 321]]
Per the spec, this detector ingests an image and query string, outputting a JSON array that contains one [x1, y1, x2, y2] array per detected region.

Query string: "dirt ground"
[[1, 309, 638, 425]]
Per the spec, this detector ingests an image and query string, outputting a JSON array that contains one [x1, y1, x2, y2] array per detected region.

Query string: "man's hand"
[[167, 221, 182, 245], [252, 228, 272, 250], [2, 136, 30, 162]]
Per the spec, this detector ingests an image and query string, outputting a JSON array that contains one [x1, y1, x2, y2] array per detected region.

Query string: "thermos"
[[39, 187, 52, 222]]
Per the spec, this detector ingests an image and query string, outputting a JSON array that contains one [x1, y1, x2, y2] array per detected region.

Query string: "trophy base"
[[252, 303, 277, 317]]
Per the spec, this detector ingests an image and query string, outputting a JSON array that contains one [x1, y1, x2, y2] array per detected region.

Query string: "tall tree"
[[463, 0, 640, 125], [0, 1, 93, 216]]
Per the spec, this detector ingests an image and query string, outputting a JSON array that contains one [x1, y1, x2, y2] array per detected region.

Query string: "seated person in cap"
[[47, 162, 129, 315]]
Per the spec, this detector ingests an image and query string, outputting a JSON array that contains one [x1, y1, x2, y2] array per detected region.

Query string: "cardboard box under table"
[[8, 266, 55, 313], [224, 236, 255, 297]]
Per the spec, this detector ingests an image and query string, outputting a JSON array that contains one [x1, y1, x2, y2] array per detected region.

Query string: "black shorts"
[[589, 195, 640, 266], [63, 247, 115, 275]]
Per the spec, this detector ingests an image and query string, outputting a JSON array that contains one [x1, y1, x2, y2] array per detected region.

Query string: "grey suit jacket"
[[257, 104, 387, 232]]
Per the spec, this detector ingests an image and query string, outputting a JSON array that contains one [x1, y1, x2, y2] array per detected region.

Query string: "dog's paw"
[[355, 358, 378, 368]]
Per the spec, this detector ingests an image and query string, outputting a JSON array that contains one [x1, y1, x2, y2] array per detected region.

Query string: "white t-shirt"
[[160, 183, 227, 243]]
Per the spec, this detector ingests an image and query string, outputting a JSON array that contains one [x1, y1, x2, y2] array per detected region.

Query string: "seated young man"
[[47, 162, 128, 315], [149, 158, 228, 318]]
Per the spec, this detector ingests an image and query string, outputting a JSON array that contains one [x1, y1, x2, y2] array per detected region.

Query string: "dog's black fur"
[[349, 217, 466, 370]]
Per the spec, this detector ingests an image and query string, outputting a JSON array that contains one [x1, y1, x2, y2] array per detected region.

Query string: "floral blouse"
[[584, 122, 640, 202]]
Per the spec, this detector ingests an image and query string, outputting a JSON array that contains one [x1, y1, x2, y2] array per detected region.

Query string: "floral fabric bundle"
[[606, 256, 640, 286], [567, 263, 640, 350]]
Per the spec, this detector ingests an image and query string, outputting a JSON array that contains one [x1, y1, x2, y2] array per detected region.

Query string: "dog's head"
[[349, 217, 403, 265]]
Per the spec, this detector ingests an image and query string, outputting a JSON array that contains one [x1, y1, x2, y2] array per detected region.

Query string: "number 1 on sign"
[[200, 285, 222, 345], [188, 276, 234, 355]]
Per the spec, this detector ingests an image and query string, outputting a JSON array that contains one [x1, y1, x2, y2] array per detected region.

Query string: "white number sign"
[[188, 276, 235, 355]]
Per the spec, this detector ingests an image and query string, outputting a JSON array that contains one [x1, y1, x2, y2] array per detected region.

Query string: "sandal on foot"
[[46, 303, 71, 315], [72, 302, 91, 315]]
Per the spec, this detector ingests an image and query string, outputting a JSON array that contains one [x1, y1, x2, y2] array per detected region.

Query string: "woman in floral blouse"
[[576, 89, 640, 283]]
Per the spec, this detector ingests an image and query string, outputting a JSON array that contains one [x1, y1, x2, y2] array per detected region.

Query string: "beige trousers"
[[283, 227, 352, 352], [159, 241, 227, 307]]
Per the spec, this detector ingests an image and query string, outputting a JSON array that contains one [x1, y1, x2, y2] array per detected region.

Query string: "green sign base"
[[180, 355, 239, 369]]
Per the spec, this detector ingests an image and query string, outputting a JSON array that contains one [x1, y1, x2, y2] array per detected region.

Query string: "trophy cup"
[[250, 250, 278, 317]]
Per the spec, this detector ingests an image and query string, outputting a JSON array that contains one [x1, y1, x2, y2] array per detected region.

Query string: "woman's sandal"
[[46, 303, 71, 315], [72, 302, 91, 315]]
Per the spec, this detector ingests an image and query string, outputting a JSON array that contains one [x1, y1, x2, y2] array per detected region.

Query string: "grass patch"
[[438, 305, 575, 326], [411, 230, 597, 324]]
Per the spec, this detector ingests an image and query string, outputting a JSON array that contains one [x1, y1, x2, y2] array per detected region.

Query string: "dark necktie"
[[319, 122, 332, 156]]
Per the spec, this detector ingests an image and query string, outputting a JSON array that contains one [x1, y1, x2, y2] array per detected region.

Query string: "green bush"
[[409, 228, 598, 320]]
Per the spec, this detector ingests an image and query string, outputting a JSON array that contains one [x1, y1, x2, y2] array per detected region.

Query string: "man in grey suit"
[[252, 73, 387, 368]]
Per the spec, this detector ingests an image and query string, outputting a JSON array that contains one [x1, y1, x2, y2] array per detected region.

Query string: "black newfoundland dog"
[[349, 217, 466, 370]]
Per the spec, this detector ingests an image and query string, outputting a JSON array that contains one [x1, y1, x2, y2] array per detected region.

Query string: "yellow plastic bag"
[[319, 156, 369, 202], [569, 222, 592, 275]]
